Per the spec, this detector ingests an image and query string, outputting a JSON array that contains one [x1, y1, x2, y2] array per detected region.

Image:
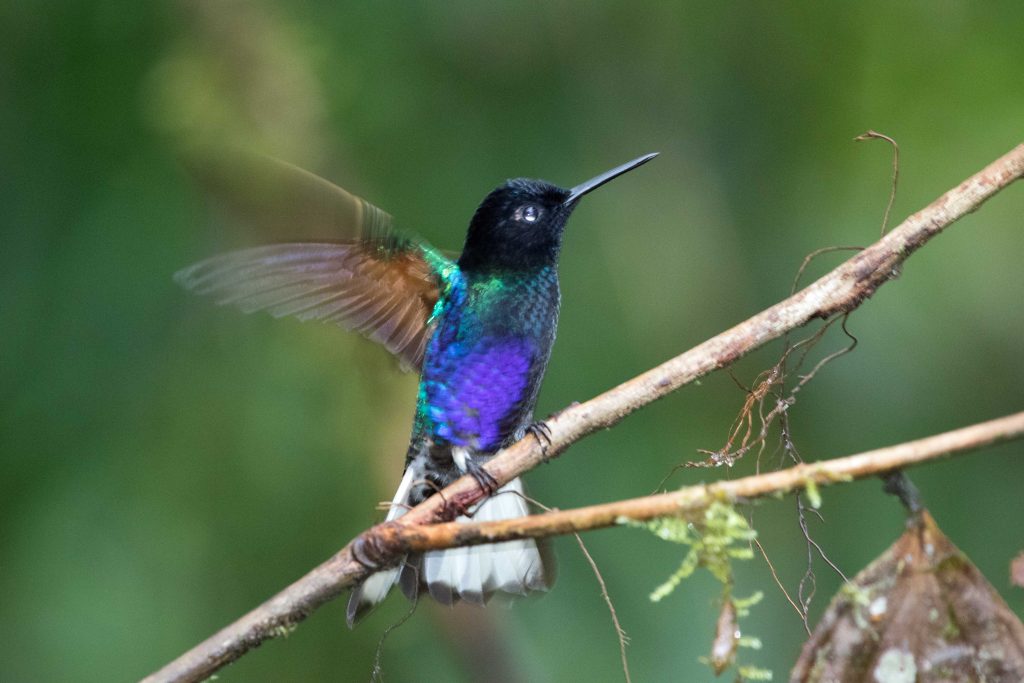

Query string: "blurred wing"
[[176, 150, 457, 370], [175, 240, 451, 370], [182, 147, 396, 244]]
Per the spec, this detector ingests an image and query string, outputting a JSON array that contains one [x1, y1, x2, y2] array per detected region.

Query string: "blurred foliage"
[[2, 1, 1023, 681]]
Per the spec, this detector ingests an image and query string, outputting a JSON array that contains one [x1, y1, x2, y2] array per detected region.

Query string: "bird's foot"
[[528, 402, 577, 459], [464, 457, 499, 499], [527, 420, 554, 458], [351, 524, 400, 571]]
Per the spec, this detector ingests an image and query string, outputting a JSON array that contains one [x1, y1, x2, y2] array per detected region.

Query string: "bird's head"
[[458, 153, 657, 272]]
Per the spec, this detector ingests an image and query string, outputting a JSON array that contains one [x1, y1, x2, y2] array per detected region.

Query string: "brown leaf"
[[791, 510, 1024, 682]]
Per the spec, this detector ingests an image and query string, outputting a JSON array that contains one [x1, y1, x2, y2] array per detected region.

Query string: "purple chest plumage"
[[417, 268, 558, 453], [423, 336, 535, 451]]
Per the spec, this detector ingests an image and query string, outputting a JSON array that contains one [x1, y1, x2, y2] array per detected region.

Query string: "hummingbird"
[[174, 150, 657, 626]]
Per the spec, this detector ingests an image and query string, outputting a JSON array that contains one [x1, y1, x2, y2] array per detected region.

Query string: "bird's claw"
[[351, 526, 395, 571], [527, 420, 554, 459], [465, 458, 499, 498]]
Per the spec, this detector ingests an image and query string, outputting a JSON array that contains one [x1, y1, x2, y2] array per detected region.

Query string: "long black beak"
[[564, 152, 658, 205]]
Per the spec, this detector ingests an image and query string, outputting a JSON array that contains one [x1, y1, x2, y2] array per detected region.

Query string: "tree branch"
[[143, 142, 1024, 683], [386, 411, 1024, 551]]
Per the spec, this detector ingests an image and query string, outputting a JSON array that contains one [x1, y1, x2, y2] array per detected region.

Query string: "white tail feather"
[[421, 477, 550, 604], [348, 473, 554, 626], [346, 467, 416, 627]]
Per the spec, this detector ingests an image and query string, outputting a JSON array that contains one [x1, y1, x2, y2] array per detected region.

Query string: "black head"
[[458, 153, 657, 271]]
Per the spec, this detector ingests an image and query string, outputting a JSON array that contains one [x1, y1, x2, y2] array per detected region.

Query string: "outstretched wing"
[[175, 151, 456, 370], [176, 240, 450, 369]]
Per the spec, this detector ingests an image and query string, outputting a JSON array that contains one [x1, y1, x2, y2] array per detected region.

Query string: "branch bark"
[[143, 142, 1024, 683]]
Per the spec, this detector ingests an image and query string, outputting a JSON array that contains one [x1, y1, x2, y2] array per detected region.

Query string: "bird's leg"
[[463, 456, 499, 499]]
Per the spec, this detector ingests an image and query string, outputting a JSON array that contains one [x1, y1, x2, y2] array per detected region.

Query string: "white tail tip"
[[347, 475, 555, 626]]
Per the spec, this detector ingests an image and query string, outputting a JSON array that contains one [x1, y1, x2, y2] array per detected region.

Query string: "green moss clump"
[[635, 501, 756, 600]]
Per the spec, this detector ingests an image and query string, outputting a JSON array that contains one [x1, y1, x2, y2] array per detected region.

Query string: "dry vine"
[[142, 142, 1024, 683]]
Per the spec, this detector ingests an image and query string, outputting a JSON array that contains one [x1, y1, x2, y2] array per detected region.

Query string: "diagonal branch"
[[142, 142, 1024, 683]]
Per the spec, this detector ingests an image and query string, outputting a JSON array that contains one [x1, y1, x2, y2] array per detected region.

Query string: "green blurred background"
[[2, 1, 1023, 681]]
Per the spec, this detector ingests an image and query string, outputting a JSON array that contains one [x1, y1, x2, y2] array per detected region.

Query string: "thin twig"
[[142, 142, 1024, 683], [527, 497, 632, 683], [752, 538, 810, 636], [572, 532, 631, 683], [796, 495, 818, 623], [791, 246, 864, 295], [854, 130, 901, 236], [370, 586, 418, 683]]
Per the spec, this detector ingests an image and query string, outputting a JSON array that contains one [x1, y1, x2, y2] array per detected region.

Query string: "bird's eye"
[[516, 204, 541, 223]]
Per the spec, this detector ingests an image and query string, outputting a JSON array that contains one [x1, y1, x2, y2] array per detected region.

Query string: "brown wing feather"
[[175, 242, 440, 370], [176, 150, 454, 370]]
